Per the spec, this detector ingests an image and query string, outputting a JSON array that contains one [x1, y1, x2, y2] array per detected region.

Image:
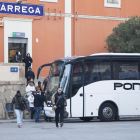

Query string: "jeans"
[[55, 107, 64, 124], [35, 107, 42, 122], [15, 109, 23, 125], [30, 107, 35, 119]]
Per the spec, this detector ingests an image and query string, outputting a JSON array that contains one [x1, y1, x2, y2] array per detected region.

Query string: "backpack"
[[16, 96, 26, 111]]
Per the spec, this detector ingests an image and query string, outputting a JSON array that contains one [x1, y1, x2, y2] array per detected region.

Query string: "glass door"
[[8, 43, 26, 63], [70, 62, 84, 117]]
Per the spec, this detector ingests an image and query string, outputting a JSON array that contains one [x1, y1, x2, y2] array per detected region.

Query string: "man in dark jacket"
[[34, 90, 45, 122], [11, 90, 27, 128], [25, 66, 35, 84], [52, 88, 67, 127]]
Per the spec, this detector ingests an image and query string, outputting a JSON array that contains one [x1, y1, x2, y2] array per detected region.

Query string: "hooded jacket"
[[26, 84, 36, 96], [11, 94, 27, 110], [52, 92, 67, 107]]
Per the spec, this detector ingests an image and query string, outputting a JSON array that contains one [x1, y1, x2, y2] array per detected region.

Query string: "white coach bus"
[[37, 53, 140, 122]]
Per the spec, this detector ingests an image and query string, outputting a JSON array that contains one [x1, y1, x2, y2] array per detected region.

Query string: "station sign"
[[13, 32, 25, 37], [11, 67, 18, 72], [0, 2, 44, 17]]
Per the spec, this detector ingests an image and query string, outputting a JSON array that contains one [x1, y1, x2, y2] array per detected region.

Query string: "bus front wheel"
[[80, 117, 93, 122], [99, 103, 116, 122]]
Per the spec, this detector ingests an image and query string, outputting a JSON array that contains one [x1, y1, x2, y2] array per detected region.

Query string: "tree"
[[105, 16, 140, 53]]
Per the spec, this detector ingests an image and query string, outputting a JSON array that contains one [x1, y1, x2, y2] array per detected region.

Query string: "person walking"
[[11, 90, 27, 128], [28, 91, 36, 119], [25, 67, 35, 84], [52, 88, 67, 128], [22, 53, 33, 74], [34, 90, 45, 122]]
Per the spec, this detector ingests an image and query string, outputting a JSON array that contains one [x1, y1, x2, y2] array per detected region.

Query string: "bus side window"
[[84, 61, 111, 85], [113, 61, 139, 80], [73, 64, 83, 73]]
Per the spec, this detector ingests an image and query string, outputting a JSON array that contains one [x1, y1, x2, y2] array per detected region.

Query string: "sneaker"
[[60, 122, 63, 127], [18, 125, 21, 128]]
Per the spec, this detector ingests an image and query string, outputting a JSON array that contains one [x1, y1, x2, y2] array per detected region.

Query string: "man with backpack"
[[11, 90, 27, 128], [52, 88, 67, 128]]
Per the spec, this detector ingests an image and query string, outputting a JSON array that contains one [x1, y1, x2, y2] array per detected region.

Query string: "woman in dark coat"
[[23, 53, 33, 74]]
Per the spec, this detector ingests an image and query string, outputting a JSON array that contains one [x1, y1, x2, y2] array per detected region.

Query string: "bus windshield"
[[47, 61, 63, 95], [47, 62, 72, 96], [59, 64, 71, 96]]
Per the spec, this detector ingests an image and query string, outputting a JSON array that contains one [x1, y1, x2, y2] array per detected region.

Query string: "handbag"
[[17, 97, 26, 111], [63, 109, 69, 119]]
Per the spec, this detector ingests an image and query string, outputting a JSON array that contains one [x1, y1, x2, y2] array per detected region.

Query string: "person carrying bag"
[[11, 90, 27, 128], [51, 88, 67, 128]]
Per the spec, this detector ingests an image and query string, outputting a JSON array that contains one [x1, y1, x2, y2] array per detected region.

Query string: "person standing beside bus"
[[43, 77, 48, 92], [34, 90, 45, 122], [52, 88, 67, 128], [35, 81, 44, 93]]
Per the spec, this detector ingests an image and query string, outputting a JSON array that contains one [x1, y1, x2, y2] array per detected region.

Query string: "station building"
[[0, 0, 140, 77]]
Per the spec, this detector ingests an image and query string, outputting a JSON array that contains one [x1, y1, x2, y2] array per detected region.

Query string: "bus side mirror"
[[60, 65, 65, 78]]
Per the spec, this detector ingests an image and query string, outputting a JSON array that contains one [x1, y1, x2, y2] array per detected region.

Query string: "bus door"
[[70, 62, 84, 117]]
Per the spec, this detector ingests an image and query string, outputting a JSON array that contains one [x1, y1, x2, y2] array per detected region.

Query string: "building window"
[[104, 0, 121, 8], [107, 0, 118, 4], [39, 0, 57, 2]]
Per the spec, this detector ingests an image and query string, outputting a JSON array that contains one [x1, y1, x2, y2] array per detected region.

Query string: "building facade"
[[0, 0, 140, 77]]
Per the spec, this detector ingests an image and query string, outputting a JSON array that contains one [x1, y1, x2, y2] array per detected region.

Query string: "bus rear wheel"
[[99, 103, 116, 122], [80, 117, 93, 122]]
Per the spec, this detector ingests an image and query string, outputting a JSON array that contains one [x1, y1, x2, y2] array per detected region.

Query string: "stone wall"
[[0, 63, 46, 119], [0, 63, 26, 119], [0, 81, 26, 119]]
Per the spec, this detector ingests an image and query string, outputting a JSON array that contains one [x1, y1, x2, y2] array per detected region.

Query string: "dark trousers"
[[30, 107, 35, 119], [25, 66, 28, 77], [35, 107, 41, 122], [55, 107, 64, 124]]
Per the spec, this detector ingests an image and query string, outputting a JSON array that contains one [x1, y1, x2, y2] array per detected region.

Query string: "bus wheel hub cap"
[[103, 107, 113, 118]]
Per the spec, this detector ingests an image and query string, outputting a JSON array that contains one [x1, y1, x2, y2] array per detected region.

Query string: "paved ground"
[[0, 119, 140, 140]]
